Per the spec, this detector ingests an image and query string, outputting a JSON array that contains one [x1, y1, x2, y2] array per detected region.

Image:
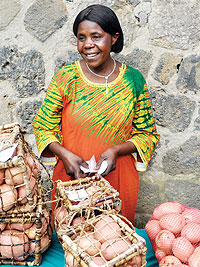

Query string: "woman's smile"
[[77, 20, 117, 72]]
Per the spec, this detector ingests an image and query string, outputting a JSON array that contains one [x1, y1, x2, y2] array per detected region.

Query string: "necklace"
[[85, 59, 116, 94]]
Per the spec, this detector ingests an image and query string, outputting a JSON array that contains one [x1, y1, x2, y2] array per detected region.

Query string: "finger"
[[95, 157, 105, 169], [66, 167, 75, 178], [80, 160, 88, 169]]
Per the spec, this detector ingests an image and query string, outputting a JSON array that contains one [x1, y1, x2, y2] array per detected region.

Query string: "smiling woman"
[[32, 4, 160, 224]]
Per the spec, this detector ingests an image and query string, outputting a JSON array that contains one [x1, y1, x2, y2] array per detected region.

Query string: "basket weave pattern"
[[0, 123, 52, 265], [55, 177, 147, 266]]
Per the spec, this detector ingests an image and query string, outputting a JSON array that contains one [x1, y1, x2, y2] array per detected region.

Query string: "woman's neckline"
[[75, 60, 126, 87]]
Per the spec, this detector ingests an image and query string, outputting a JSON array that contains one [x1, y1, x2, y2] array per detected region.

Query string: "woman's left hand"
[[96, 142, 137, 177], [96, 147, 118, 176]]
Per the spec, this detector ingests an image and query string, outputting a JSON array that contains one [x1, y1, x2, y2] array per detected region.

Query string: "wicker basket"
[[59, 213, 147, 267], [0, 186, 52, 266], [0, 123, 41, 214], [54, 176, 121, 231]]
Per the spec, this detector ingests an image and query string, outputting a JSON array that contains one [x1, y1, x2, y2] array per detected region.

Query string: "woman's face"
[[77, 20, 118, 70]]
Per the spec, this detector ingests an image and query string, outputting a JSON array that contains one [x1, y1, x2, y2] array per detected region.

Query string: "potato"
[[153, 202, 184, 220], [25, 214, 48, 239], [65, 252, 77, 267], [172, 237, 194, 263], [72, 216, 85, 226], [17, 175, 36, 204], [159, 213, 186, 234], [6, 222, 33, 231], [0, 184, 17, 211], [155, 230, 175, 254], [0, 230, 29, 259], [5, 165, 31, 186], [188, 246, 200, 267], [155, 249, 166, 262], [181, 223, 200, 243], [182, 208, 200, 224], [127, 255, 142, 266], [94, 215, 121, 243], [25, 153, 40, 177], [0, 222, 6, 232], [145, 219, 161, 241], [159, 255, 182, 266], [92, 256, 107, 265], [0, 169, 5, 185], [101, 238, 131, 260], [54, 205, 69, 225], [77, 232, 101, 256], [29, 233, 51, 254]]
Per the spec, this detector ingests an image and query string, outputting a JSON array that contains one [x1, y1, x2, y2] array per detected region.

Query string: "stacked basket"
[[55, 176, 147, 266], [0, 123, 52, 266]]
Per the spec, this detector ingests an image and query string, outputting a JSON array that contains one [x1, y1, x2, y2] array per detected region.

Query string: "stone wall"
[[0, 0, 199, 228]]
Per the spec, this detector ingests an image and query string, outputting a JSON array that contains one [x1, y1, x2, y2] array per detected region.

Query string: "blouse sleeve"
[[32, 72, 64, 165], [127, 80, 160, 172]]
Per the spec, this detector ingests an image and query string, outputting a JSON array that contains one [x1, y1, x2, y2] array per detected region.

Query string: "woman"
[[32, 4, 160, 223]]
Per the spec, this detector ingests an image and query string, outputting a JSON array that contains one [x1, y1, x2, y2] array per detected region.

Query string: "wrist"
[[48, 142, 70, 160]]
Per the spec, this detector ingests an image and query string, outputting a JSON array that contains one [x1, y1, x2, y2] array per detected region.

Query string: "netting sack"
[[60, 213, 147, 267], [145, 202, 200, 266]]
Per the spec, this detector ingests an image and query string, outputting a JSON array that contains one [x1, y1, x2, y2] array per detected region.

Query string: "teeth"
[[86, 54, 97, 57]]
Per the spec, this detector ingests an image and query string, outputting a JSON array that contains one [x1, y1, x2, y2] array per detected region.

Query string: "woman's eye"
[[78, 36, 85, 41], [93, 35, 101, 40]]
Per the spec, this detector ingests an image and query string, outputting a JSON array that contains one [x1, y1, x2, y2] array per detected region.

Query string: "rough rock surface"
[[0, 0, 21, 31], [149, 0, 200, 49], [162, 135, 200, 175], [151, 92, 196, 132], [114, 48, 153, 78], [176, 55, 200, 94], [153, 53, 182, 85], [0, 46, 45, 97], [24, 0, 67, 42]]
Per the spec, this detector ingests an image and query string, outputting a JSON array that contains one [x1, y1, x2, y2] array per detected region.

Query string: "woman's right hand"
[[48, 142, 88, 179]]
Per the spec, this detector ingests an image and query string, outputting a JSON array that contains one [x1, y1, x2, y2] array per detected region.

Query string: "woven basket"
[[0, 186, 52, 266], [59, 213, 147, 267], [0, 123, 41, 214], [54, 176, 121, 231]]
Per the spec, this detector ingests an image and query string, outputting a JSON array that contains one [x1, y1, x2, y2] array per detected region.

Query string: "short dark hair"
[[73, 4, 124, 53]]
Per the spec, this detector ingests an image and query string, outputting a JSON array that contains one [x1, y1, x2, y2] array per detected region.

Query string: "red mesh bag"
[[145, 202, 200, 266]]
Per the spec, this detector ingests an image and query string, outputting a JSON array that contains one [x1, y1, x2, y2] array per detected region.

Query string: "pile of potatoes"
[[0, 208, 52, 261], [145, 202, 200, 266], [65, 215, 143, 267], [0, 153, 40, 212]]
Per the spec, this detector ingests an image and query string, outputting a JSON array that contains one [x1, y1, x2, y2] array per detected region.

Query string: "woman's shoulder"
[[124, 64, 145, 82], [54, 61, 79, 80]]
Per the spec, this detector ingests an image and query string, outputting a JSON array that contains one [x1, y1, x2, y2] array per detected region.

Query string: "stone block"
[[114, 48, 153, 78], [176, 55, 200, 94], [128, 0, 140, 7], [149, 0, 200, 49], [194, 107, 200, 131], [0, 46, 45, 97], [134, 2, 151, 27], [162, 135, 200, 176], [24, 0, 67, 42], [150, 92, 196, 132], [0, 0, 21, 31], [16, 100, 42, 133], [55, 50, 81, 72], [153, 53, 182, 85], [136, 180, 161, 214], [165, 180, 200, 208], [134, 213, 151, 229]]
